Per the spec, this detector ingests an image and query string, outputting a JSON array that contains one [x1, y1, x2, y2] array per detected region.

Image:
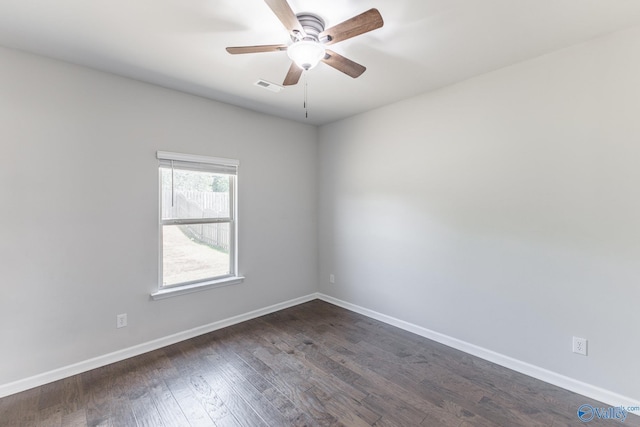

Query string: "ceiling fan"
[[226, 0, 384, 86]]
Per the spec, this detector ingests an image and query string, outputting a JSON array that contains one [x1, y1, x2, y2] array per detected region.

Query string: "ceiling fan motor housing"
[[293, 13, 325, 42]]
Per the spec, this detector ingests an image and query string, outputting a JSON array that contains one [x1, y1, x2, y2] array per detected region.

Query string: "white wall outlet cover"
[[573, 336, 588, 356], [116, 313, 128, 329]]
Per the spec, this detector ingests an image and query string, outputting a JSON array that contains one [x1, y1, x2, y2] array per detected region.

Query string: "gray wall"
[[318, 26, 640, 399], [0, 46, 318, 385]]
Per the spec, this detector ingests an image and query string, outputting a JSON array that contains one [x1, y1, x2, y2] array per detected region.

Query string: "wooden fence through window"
[[162, 190, 230, 252]]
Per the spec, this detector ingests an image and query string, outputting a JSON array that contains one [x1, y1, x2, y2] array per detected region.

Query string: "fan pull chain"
[[304, 73, 308, 119]]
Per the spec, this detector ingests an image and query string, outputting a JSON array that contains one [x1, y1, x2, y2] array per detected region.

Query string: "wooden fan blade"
[[226, 44, 288, 54], [264, 0, 305, 36], [283, 62, 303, 86], [319, 8, 383, 46], [322, 50, 366, 78]]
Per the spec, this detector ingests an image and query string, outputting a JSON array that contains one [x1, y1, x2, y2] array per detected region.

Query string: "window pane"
[[162, 223, 231, 286], [161, 168, 230, 220]]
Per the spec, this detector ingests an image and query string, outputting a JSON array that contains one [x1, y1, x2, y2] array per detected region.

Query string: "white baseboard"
[[316, 293, 639, 414], [0, 293, 320, 399]]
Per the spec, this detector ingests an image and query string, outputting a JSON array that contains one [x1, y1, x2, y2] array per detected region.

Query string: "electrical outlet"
[[573, 336, 587, 356], [329, 274, 335, 284], [116, 313, 127, 329]]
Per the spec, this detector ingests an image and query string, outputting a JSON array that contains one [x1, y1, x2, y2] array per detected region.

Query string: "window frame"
[[152, 151, 243, 300]]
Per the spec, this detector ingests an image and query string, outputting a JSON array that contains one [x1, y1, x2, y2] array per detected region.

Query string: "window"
[[153, 151, 242, 299]]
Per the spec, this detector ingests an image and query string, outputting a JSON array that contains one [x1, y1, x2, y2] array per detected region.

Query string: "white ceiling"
[[2, 0, 640, 125]]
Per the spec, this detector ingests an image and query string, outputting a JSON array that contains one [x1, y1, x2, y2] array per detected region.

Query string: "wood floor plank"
[[147, 380, 191, 427], [81, 365, 116, 427], [35, 404, 62, 427], [165, 376, 216, 427], [189, 374, 244, 427], [37, 380, 65, 411], [2, 299, 639, 426], [129, 387, 166, 427], [201, 369, 268, 427], [163, 339, 246, 426], [108, 397, 137, 427], [35, 376, 86, 427], [119, 348, 189, 427], [61, 408, 88, 427], [205, 354, 292, 426], [2, 386, 40, 426], [307, 380, 380, 426]]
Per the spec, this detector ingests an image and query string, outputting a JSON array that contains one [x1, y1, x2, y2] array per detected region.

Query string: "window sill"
[[151, 276, 244, 300]]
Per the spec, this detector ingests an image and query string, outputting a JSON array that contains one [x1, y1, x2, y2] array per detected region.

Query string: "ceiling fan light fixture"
[[287, 40, 326, 70]]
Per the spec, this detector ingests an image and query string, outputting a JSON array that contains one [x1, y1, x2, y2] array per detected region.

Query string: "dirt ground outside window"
[[162, 225, 230, 285]]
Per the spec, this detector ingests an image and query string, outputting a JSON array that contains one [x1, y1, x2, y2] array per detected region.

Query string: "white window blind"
[[157, 151, 238, 175]]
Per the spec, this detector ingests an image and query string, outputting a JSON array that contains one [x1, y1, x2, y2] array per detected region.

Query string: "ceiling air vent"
[[254, 79, 283, 93]]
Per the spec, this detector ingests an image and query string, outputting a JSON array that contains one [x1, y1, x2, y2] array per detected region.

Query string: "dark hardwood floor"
[[1, 300, 637, 426]]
